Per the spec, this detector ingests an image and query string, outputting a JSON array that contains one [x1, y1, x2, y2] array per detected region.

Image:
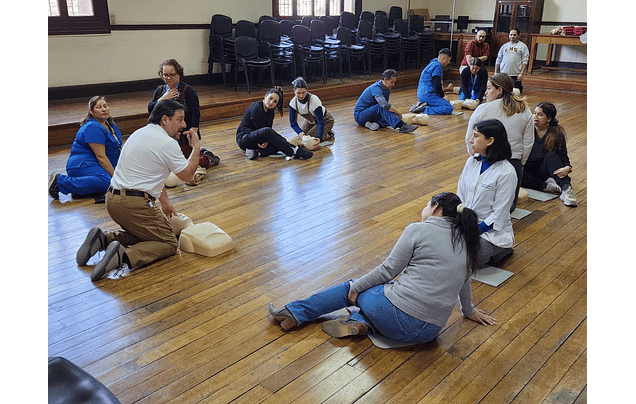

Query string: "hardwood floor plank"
[[48, 81, 587, 404]]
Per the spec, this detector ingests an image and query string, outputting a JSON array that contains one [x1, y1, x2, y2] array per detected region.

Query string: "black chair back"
[[374, 14, 389, 35], [236, 20, 256, 38], [319, 15, 337, 34], [280, 19, 295, 38], [211, 14, 233, 38], [389, 6, 402, 26], [357, 19, 373, 41], [301, 15, 314, 27], [409, 14, 424, 33], [235, 36, 259, 61], [360, 11, 374, 23], [259, 19, 282, 44], [310, 19, 327, 44], [339, 11, 357, 29]]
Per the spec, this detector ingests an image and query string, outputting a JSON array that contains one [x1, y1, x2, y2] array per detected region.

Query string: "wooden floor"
[[48, 82, 587, 403]]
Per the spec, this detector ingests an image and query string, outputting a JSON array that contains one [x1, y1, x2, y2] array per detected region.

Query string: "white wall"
[[48, 0, 271, 87], [48, 0, 587, 88]]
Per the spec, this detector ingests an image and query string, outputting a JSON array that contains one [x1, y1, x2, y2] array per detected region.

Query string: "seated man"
[[75, 99, 201, 281], [459, 30, 490, 73], [353, 69, 417, 133], [415, 48, 454, 116]]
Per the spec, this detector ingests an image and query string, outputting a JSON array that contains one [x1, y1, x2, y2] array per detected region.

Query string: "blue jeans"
[[286, 280, 442, 343], [354, 104, 401, 128]]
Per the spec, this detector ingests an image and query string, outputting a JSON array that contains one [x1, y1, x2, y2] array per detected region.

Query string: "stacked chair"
[[409, 14, 435, 64], [291, 24, 327, 84], [301, 15, 314, 28], [236, 20, 256, 38], [208, 14, 236, 88], [319, 15, 338, 36], [280, 19, 295, 40], [258, 19, 296, 86], [374, 13, 403, 70], [360, 11, 375, 23], [311, 19, 342, 81], [394, 18, 420, 68], [388, 6, 403, 28], [357, 19, 387, 73], [339, 11, 358, 37], [336, 25, 368, 76]]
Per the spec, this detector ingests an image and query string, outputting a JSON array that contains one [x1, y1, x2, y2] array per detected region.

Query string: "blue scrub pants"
[[418, 92, 453, 115], [57, 163, 112, 196], [354, 105, 401, 129]]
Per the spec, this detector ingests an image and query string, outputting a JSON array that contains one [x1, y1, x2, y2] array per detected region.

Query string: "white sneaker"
[[365, 121, 380, 131], [560, 185, 578, 207], [543, 177, 561, 193]]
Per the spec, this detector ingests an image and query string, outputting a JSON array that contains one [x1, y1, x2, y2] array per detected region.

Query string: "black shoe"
[[76, 226, 108, 266], [91, 241, 127, 281], [201, 147, 220, 166], [295, 147, 313, 160], [48, 173, 60, 199]]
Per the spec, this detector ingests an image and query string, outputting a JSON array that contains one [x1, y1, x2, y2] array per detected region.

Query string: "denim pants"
[[354, 104, 401, 128], [286, 280, 442, 343]]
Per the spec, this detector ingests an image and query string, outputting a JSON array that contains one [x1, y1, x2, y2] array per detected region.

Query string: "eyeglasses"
[[162, 73, 178, 79]]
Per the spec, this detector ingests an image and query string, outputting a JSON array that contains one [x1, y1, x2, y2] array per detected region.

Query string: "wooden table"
[[528, 34, 586, 73]]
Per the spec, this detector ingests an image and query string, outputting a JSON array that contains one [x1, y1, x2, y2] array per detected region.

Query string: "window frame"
[[273, 0, 360, 21], [49, 0, 111, 36]]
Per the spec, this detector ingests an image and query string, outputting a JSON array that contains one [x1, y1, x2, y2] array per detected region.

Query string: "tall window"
[[275, 0, 356, 19], [48, 0, 111, 35]]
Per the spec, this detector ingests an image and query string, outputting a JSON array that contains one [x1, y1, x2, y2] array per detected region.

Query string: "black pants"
[[509, 75, 523, 93], [508, 158, 523, 213], [522, 152, 572, 190], [237, 127, 295, 157]]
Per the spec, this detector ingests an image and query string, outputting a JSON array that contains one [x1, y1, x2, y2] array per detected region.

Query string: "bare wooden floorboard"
[[48, 84, 587, 404]]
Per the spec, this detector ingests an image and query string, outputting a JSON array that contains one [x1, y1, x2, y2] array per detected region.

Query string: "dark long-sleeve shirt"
[[148, 81, 201, 130], [236, 101, 274, 140]]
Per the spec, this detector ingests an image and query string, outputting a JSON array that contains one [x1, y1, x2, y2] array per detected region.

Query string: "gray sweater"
[[351, 216, 475, 327]]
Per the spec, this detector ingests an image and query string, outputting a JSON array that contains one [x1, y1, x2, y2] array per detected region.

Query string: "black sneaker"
[[399, 123, 418, 133], [48, 173, 60, 199], [295, 147, 313, 160]]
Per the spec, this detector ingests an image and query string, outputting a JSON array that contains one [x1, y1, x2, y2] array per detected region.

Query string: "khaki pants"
[[300, 111, 335, 139], [105, 189, 178, 269]]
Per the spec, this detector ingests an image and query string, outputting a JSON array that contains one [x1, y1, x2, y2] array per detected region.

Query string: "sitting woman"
[[458, 118, 517, 267], [48, 96, 123, 202], [465, 73, 533, 212], [288, 77, 335, 149], [236, 87, 313, 160], [268, 192, 496, 342], [148, 58, 219, 168], [459, 58, 488, 104], [522, 102, 577, 207]]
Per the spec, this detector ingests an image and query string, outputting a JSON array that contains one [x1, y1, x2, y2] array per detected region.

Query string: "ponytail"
[[430, 192, 481, 272]]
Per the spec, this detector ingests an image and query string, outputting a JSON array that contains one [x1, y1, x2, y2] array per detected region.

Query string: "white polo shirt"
[[110, 124, 189, 198]]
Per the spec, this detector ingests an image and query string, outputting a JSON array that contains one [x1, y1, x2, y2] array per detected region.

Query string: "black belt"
[[108, 186, 155, 200]]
